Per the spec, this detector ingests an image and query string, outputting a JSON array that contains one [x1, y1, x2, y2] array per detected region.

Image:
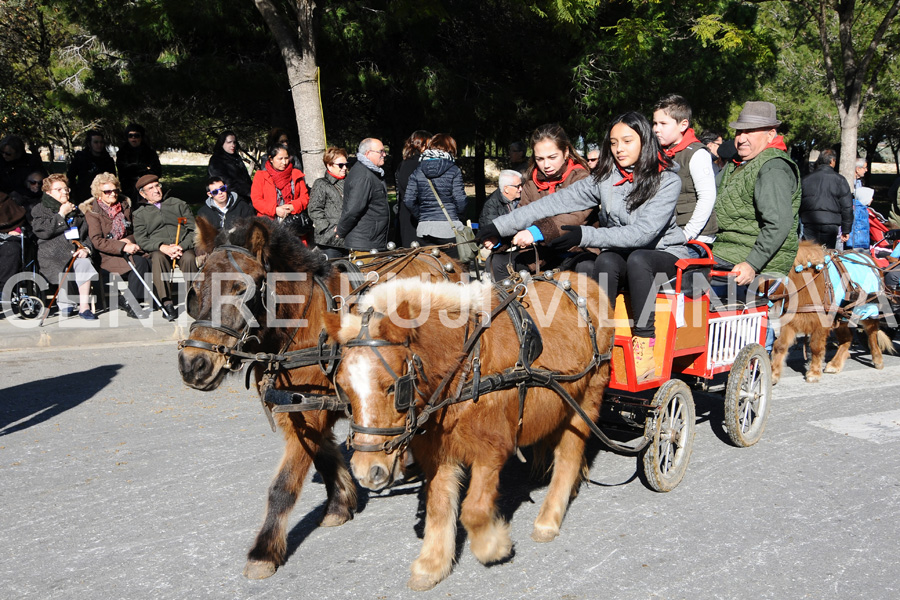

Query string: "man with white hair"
[[854, 157, 868, 190], [336, 138, 389, 250], [479, 170, 522, 229]]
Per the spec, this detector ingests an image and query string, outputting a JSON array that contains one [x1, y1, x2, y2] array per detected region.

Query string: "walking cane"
[[39, 252, 78, 327], [172, 217, 188, 269], [126, 254, 172, 319]]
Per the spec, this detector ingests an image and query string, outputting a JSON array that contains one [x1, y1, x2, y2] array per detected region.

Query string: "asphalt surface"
[[2, 320, 900, 599]]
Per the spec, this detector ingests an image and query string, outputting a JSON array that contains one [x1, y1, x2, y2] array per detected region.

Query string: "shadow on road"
[[0, 364, 123, 436]]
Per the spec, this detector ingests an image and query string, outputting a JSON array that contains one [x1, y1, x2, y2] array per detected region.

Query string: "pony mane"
[[216, 217, 332, 280], [358, 278, 493, 318], [794, 240, 826, 268]]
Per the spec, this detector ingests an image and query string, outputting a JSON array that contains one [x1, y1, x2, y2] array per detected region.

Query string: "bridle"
[[180, 245, 269, 366], [342, 274, 635, 457]]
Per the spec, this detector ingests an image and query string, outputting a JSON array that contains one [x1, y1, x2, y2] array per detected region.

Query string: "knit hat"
[[729, 101, 782, 130], [135, 174, 159, 191]]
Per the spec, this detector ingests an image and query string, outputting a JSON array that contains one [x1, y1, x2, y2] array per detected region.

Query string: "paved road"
[[2, 337, 899, 600]]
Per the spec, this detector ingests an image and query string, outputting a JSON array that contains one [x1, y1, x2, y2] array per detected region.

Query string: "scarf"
[[733, 135, 789, 165], [265, 160, 295, 203], [99, 200, 126, 240], [357, 152, 385, 177], [421, 148, 453, 162], [663, 128, 702, 158], [532, 159, 584, 194], [41, 193, 62, 211], [329, 170, 346, 181], [613, 153, 668, 186]]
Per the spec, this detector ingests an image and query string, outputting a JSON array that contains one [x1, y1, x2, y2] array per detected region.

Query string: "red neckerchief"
[[733, 135, 789, 165], [532, 159, 584, 194], [613, 153, 668, 186], [330, 171, 346, 181], [663, 128, 701, 158], [613, 164, 634, 186]]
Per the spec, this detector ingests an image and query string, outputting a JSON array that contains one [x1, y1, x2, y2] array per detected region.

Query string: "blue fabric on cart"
[[824, 251, 882, 319]]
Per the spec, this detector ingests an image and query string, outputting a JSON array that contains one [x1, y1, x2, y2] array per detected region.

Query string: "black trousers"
[[418, 235, 458, 260], [574, 248, 679, 338], [801, 222, 840, 249]]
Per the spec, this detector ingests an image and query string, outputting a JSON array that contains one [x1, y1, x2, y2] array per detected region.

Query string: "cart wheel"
[[641, 379, 696, 492], [724, 343, 772, 447]]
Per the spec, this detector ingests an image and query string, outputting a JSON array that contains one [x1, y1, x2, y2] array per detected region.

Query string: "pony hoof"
[[531, 526, 559, 543], [320, 512, 352, 527], [823, 365, 839, 374], [243, 560, 277, 580], [407, 574, 440, 591], [874, 361, 884, 370], [805, 373, 821, 383]]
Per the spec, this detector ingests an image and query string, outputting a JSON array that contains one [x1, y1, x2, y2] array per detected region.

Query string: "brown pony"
[[325, 275, 612, 591], [178, 217, 460, 579], [771, 240, 894, 383]]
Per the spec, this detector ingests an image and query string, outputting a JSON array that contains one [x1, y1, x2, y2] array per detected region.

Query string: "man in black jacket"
[[799, 149, 853, 249], [336, 138, 389, 250]]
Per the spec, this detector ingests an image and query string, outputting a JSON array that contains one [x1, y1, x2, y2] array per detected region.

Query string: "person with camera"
[[251, 143, 311, 243], [132, 174, 196, 320]]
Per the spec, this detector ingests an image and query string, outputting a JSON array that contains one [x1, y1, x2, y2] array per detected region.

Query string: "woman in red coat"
[[251, 143, 311, 240]]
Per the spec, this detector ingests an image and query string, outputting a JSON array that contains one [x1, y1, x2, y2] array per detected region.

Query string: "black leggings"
[[575, 248, 679, 338]]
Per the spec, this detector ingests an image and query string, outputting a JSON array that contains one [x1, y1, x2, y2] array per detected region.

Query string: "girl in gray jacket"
[[482, 112, 686, 382]]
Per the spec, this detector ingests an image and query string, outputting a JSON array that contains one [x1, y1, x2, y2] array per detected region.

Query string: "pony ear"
[[323, 312, 343, 341], [195, 216, 218, 255], [246, 220, 270, 264]]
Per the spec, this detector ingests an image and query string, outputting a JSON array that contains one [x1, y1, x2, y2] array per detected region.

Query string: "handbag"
[[276, 183, 313, 234], [426, 179, 477, 264]]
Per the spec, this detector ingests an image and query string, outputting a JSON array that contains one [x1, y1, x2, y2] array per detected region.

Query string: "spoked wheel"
[[723, 343, 772, 447], [641, 379, 696, 492], [12, 277, 46, 319]]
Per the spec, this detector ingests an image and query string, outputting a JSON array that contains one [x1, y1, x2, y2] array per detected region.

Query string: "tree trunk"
[[838, 109, 860, 189], [254, 0, 326, 182]]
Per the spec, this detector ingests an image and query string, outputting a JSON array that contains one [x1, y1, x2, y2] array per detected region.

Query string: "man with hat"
[[132, 174, 196, 320], [714, 101, 800, 288]]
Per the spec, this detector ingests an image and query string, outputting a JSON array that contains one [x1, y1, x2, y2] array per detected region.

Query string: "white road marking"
[[811, 409, 900, 444]]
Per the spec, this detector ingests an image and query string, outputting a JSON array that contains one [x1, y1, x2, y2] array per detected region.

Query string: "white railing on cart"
[[707, 312, 764, 370]]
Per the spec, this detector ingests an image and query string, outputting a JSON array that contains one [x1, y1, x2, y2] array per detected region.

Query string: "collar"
[[663, 128, 701, 157]]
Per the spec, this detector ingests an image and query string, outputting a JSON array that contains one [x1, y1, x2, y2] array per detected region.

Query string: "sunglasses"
[[101, 189, 119, 196], [26, 179, 42, 185], [127, 133, 142, 139], [333, 163, 349, 169], [207, 185, 228, 196]]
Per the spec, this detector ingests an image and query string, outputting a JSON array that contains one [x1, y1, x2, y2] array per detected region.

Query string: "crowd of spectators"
[[0, 109, 888, 331]]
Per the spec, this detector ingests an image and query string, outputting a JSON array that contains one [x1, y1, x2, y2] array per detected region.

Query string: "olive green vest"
[[715, 148, 800, 276], [673, 143, 718, 237]]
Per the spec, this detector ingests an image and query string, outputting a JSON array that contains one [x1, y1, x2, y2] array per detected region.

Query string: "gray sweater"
[[492, 170, 688, 259]]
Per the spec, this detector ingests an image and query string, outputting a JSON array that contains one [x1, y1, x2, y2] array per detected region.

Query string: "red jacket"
[[251, 167, 310, 218]]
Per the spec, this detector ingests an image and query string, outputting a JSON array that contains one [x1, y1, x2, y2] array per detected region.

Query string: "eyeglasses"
[[207, 185, 228, 196], [333, 163, 349, 169], [101, 189, 119, 196], [26, 179, 42, 185], [50, 187, 70, 194], [367, 149, 386, 156], [127, 133, 142, 139], [506, 183, 523, 189]]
